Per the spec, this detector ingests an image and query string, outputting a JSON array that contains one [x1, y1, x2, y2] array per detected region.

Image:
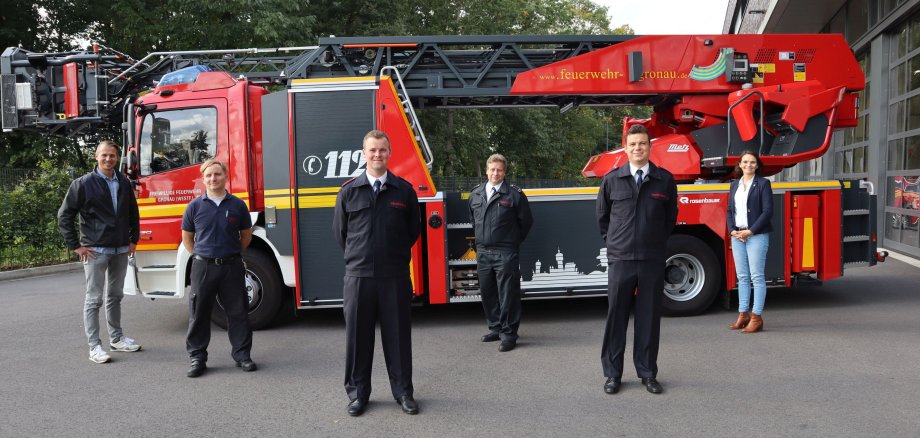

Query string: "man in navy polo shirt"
[[181, 159, 255, 378]]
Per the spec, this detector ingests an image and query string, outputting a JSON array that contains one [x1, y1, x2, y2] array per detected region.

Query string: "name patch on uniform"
[[499, 200, 511, 206], [390, 201, 407, 208], [650, 193, 669, 200]]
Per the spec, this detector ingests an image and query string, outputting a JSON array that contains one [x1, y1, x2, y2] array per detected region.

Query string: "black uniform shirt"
[[469, 181, 533, 251], [596, 161, 678, 261], [333, 172, 421, 277]]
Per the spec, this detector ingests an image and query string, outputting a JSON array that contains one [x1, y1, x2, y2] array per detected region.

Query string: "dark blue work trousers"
[[477, 248, 522, 342], [343, 275, 414, 402], [186, 258, 252, 363], [601, 259, 664, 379]]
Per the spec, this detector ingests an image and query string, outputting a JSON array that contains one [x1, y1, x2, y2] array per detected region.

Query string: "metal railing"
[[0, 168, 37, 188]]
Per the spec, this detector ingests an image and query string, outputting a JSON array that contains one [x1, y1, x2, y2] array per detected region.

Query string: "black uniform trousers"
[[477, 248, 522, 341], [601, 259, 664, 379], [186, 257, 252, 362], [343, 275, 413, 402]]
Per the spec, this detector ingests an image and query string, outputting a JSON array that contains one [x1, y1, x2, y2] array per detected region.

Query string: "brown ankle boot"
[[729, 312, 751, 330], [742, 314, 763, 333]]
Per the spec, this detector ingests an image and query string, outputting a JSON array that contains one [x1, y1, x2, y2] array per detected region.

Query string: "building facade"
[[725, 0, 920, 258]]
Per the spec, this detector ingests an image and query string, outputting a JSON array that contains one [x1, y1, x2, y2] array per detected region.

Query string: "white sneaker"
[[89, 345, 111, 364], [110, 336, 142, 352]]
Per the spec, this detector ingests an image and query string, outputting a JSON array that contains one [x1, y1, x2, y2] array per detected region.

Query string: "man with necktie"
[[596, 124, 678, 395], [468, 154, 533, 352], [333, 130, 421, 416]]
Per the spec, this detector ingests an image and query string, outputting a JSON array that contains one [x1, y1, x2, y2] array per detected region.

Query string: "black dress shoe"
[[481, 332, 500, 342], [604, 377, 621, 394], [641, 377, 663, 394], [236, 359, 257, 372], [187, 360, 206, 378], [396, 395, 419, 415], [347, 398, 367, 417], [498, 340, 516, 352]]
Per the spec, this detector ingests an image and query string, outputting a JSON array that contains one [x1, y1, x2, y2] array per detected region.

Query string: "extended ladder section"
[[290, 35, 635, 107], [2, 35, 635, 136]]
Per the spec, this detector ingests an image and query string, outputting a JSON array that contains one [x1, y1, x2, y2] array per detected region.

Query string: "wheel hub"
[[664, 253, 705, 302], [244, 269, 264, 310]]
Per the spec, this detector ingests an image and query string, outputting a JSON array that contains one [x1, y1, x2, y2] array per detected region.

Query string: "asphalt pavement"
[[1, 257, 918, 437]]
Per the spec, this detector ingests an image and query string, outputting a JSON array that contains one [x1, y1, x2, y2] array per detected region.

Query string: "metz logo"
[[667, 144, 690, 152], [679, 196, 720, 204]]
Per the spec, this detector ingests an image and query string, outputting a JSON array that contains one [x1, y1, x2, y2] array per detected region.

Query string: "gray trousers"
[[82, 252, 128, 348]]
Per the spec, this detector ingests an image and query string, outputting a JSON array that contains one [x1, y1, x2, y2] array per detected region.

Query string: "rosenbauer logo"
[[667, 144, 690, 152], [679, 196, 720, 204]]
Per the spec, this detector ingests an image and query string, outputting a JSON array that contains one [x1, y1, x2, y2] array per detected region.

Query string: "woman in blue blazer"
[[726, 151, 773, 333]]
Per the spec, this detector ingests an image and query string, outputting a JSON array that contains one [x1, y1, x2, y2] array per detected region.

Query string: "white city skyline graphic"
[[525, 248, 608, 287]]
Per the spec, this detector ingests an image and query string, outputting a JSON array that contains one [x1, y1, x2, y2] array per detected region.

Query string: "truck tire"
[[212, 249, 283, 330], [662, 234, 721, 316]]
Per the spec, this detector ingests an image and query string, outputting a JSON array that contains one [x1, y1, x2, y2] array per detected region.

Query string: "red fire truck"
[[1, 34, 884, 329]]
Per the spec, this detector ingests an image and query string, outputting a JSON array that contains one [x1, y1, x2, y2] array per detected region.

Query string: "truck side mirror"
[[125, 150, 138, 180]]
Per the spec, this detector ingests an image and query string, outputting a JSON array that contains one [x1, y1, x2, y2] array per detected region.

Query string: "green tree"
[[0, 161, 75, 269], [89, 1, 316, 54]]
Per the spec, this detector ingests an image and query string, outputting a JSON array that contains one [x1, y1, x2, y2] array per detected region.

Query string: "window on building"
[[848, 0, 869, 43], [869, 0, 879, 27], [889, 62, 905, 99], [836, 51, 871, 181], [886, 16, 920, 255]]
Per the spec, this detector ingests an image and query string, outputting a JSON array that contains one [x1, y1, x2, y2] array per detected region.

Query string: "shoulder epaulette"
[[472, 182, 484, 190], [510, 184, 523, 192], [341, 177, 357, 187], [393, 174, 410, 186]]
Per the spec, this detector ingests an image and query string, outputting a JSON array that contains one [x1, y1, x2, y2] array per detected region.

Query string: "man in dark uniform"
[[596, 124, 678, 395], [468, 153, 533, 352], [181, 159, 255, 378], [333, 130, 421, 417]]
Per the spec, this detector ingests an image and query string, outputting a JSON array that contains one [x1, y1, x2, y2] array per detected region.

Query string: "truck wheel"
[[212, 249, 283, 330], [662, 234, 721, 316]]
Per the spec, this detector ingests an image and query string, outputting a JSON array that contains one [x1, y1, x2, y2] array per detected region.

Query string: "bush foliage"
[[0, 161, 77, 269]]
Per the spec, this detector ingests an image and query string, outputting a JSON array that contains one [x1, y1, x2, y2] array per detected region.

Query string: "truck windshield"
[[139, 107, 218, 175]]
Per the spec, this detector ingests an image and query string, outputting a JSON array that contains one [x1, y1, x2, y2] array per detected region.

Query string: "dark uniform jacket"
[[726, 175, 774, 235], [596, 162, 678, 261], [333, 172, 420, 277], [469, 182, 533, 251], [58, 170, 140, 250]]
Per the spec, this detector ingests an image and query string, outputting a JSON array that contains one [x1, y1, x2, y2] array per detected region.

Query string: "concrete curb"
[[0, 262, 82, 282]]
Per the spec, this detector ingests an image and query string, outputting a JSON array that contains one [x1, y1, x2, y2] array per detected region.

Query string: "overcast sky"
[[594, 0, 730, 34]]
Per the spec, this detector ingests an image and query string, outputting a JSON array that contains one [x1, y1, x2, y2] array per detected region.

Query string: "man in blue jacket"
[[58, 140, 141, 364], [596, 125, 678, 395]]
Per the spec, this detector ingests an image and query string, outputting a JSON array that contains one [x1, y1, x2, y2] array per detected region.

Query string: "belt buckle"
[[214, 257, 224, 265]]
